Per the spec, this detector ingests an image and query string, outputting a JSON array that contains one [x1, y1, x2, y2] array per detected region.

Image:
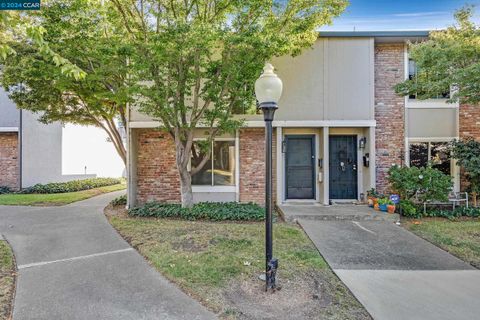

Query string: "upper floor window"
[[408, 59, 450, 100], [191, 139, 236, 186]]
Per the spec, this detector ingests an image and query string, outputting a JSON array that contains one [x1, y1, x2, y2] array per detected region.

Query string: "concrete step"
[[277, 204, 400, 222]]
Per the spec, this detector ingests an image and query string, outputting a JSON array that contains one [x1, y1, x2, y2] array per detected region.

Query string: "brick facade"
[[458, 104, 480, 191], [136, 129, 181, 204], [374, 43, 406, 194], [135, 128, 274, 206], [459, 104, 480, 140], [238, 128, 276, 205], [0, 133, 20, 190]]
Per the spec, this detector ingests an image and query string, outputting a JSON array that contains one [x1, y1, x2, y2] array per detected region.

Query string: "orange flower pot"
[[387, 204, 396, 214], [368, 198, 374, 207]]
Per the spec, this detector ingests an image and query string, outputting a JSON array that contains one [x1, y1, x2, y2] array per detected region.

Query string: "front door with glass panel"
[[285, 135, 315, 199], [329, 135, 358, 199]]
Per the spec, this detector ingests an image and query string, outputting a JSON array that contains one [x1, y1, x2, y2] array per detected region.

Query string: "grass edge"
[[0, 237, 17, 320]]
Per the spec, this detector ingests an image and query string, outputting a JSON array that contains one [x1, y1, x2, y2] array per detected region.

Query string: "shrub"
[[129, 201, 265, 221], [110, 194, 127, 206], [388, 165, 452, 203], [451, 138, 480, 205], [367, 188, 379, 198], [21, 178, 122, 194], [425, 206, 480, 220], [0, 186, 12, 194], [399, 200, 420, 218]]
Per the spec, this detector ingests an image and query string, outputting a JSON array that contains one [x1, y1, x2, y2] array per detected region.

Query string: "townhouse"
[[126, 31, 477, 207]]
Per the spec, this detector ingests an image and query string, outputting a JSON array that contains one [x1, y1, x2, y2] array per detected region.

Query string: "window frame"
[[407, 58, 451, 101], [407, 140, 453, 177], [190, 137, 237, 192]]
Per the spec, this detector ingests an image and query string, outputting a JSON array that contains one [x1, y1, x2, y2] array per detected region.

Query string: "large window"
[[191, 140, 236, 186], [409, 142, 451, 176]]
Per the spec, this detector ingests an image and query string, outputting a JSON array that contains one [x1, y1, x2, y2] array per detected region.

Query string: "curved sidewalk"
[[0, 191, 216, 320]]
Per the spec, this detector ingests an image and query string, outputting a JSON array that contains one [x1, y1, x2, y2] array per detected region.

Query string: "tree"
[[1, 0, 128, 164], [0, 12, 17, 59], [1, 11, 85, 77], [451, 138, 480, 206], [395, 6, 480, 206], [112, 0, 347, 207], [395, 7, 480, 104]]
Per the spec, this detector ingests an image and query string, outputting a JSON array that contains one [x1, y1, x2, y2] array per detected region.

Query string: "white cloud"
[[393, 11, 448, 17]]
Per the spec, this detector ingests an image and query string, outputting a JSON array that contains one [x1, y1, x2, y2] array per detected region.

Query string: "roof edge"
[[318, 30, 430, 38]]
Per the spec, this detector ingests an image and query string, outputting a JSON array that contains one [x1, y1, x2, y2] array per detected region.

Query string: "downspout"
[[18, 109, 22, 190]]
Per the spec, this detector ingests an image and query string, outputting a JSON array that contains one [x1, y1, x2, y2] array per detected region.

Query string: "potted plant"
[[367, 188, 378, 208], [387, 200, 396, 214], [378, 197, 389, 212]]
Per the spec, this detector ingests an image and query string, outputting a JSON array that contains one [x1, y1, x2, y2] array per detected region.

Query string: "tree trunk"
[[178, 165, 194, 208], [174, 137, 194, 208]]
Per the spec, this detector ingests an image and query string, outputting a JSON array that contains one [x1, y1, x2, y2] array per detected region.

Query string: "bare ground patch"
[[106, 205, 371, 319]]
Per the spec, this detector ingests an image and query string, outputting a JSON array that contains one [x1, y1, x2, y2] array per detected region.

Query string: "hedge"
[[110, 194, 127, 206], [129, 201, 265, 221], [20, 178, 122, 194], [424, 206, 480, 220], [0, 186, 12, 194]]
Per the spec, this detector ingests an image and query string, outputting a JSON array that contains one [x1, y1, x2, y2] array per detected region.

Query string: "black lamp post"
[[255, 63, 283, 291]]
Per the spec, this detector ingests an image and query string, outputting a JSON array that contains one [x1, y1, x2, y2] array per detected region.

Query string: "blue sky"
[[322, 0, 480, 31]]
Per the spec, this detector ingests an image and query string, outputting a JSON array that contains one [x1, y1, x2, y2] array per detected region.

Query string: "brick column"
[[239, 128, 276, 205], [374, 43, 406, 194], [136, 129, 181, 204], [458, 104, 480, 191], [0, 133, 20, 190], [459, 104, 480, 139]]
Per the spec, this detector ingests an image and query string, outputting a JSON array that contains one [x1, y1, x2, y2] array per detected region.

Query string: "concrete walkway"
[[299, 219, 480, 320], [278, 204, 399, 222], [0, 192, 216, 320]]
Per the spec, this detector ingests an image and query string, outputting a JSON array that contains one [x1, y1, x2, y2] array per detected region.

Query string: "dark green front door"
[[329, 135, 358, 199], [285, 135, 315, 199]]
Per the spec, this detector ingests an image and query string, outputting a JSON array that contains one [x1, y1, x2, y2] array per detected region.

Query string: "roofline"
[[318, 31, 430, 38]]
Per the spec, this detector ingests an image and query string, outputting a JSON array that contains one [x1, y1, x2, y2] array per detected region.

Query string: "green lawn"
[[0, 240, 14, 320], [405, 218, 480, 268], [0, 184, 125, 206], [109, 214, 371, 319]]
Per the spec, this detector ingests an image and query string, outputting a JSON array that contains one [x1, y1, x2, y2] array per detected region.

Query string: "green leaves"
[[1, 0, 129, 164], [395, 6, 480, 105], [0, 44, 15, 60], [129, 201, 265, 221], [118, 0, 347, 136], [388, 165, 453, 202], [451, 138, 480, 193], [20, 178, 122, 194]]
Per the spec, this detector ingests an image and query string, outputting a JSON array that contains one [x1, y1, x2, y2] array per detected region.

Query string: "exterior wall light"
[[359, 137, 367, 149]]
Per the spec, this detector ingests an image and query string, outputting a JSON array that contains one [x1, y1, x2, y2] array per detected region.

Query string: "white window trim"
[[190, 137, 238, 192], [0, 127, 19, 132], [407, 139, 460, 191], [192, 185, 236, 192]]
